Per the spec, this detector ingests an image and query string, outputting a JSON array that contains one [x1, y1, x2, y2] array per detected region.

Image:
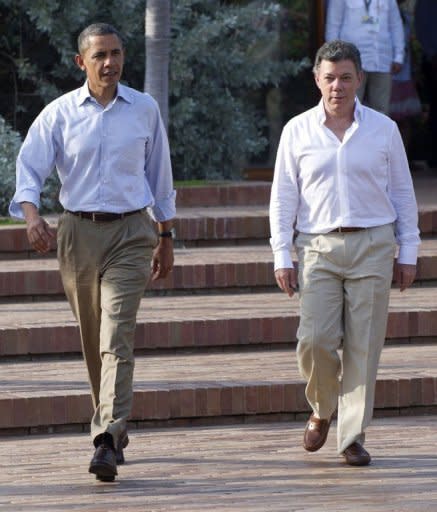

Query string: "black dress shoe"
[[89, 443, 117, 481], [116, 431, 129, 465], [342, 442, 371, 466]]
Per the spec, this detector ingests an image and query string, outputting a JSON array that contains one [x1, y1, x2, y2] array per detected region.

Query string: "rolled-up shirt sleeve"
[[269, 124, 299, 270], [145, 101, 176, 223], [388, 123, 420, 264], [9, 113, 56, 219], [390, 0, 405, 64]]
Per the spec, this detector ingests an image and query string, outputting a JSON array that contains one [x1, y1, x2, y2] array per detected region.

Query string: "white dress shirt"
[[269, 99, 420, 270], [325, 0, 405, 72], [9, 82, 176, 222]]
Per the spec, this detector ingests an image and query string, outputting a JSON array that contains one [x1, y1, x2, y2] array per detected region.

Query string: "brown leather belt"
[[66, 209, 142, 222], [329, 227, 366, 233]]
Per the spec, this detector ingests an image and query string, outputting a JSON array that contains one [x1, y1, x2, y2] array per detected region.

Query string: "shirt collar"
[[316, 97, 363, 125], [76, 81, 133, 106]]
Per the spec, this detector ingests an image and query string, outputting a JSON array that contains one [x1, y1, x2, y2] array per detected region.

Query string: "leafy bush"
[[0, 116, 22, 216], [169, 0, 308, 180], [0, 115, 62, 216]]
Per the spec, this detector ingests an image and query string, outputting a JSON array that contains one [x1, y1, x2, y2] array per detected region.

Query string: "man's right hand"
[[21, 202, 55, 254], [274, 268, 298, 298]]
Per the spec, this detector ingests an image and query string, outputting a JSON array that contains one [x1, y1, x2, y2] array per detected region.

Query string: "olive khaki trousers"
[[295, 224, 395, 454], [357, 71, 392, 115], [57, 210, 157, 448]]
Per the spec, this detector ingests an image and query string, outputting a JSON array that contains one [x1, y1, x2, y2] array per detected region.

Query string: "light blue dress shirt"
[[325, 0, 405, 73], [9, 82, 176, 222]]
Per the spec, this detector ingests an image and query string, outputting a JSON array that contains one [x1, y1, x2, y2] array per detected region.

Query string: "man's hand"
[[391, 62, 402, 74], [393, 261, 416, 292], [274, 267, 298, 298], [21, 202, 55, 254], [151, 237, 174, 281]]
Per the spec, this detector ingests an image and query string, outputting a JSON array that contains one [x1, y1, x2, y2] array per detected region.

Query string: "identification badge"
[[362, 15, 379, 32]]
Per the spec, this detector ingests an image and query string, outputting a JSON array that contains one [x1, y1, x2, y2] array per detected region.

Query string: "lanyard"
[[364, 0, 372, 14]]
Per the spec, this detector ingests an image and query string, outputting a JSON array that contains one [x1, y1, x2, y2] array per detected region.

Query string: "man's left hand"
[[151, 238, 174, 281], [393, 262, 416, 292], [391, 62, 402, 74]]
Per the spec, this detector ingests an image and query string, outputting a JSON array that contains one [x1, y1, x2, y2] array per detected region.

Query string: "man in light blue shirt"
[[9, 23, 176, 482], [326, 0, 404, 114]]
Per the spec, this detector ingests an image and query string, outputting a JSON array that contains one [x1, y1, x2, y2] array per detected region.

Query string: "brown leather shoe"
[[303, 414, 331, 452], [342, 442, 371, 466]]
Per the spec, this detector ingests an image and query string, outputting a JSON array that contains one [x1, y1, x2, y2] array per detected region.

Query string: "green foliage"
[[0, 0, 145, 132], [169, 0, 308, 179], [0, 115, 62, 216], [0, 0, 309, 211], [0, 116, 22, 216]]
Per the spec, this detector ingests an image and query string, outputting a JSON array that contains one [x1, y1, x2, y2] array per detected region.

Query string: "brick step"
[[1, 172, 436, 256], [1, 344, 436, 431], [1, 288, 436, 357], [175, 182, 271, 207], [176, 206, 437, 243], [1, 241, 437, 299], [2, 206, 437, 256], [0, 206, 271, 257]]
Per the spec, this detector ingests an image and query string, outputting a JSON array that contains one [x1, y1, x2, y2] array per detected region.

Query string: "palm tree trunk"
[[144, 0, 170, 130]]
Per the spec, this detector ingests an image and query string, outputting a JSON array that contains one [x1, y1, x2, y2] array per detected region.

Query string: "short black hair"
[[77, 23, 124, 54], [313, 40, 362, 75]]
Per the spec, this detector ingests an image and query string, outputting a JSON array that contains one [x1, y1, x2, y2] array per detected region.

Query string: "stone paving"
[[1, 416, 437, 512]]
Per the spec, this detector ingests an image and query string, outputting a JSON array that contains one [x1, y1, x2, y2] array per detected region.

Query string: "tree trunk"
[[144, 0, 170, 130]]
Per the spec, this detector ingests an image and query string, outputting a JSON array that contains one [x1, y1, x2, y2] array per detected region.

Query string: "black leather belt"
[[329, 227, 366, 233], [66, 209, 142, 222]]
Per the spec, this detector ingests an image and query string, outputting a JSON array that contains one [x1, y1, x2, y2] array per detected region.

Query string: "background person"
[[269, 39, 420, 466], [325, 0, 405, 114], [9, 23, 176, 482], [389, 0, 422, 158]]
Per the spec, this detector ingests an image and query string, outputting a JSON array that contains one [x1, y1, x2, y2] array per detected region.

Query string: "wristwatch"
[[158, 231, 173, 238]]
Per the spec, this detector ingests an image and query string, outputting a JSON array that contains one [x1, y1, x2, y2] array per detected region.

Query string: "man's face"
[[75, 34, 124, 93], [314, 59, 362, 116]]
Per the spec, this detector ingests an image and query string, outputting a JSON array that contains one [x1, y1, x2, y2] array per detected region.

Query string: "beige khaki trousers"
[[57, 210, 157, 448], [295, 224, 395, 453], [357, 71, 392, 115]]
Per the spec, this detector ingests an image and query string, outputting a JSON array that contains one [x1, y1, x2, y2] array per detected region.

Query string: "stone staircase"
[[1, 173, 437, 435]]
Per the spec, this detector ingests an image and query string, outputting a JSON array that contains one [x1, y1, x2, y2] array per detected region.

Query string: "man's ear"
[[314, 72, 321, 92], [75, 54, 85, 71]]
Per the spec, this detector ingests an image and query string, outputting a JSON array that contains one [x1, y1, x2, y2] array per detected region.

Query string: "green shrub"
[[0, 116, 22, 216], [0, 115, 61, 217], [169, 0, 308, 180]]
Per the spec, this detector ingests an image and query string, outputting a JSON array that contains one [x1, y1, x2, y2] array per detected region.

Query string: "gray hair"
[[313, 40, 362, 75], [77, 23, 124, 54]]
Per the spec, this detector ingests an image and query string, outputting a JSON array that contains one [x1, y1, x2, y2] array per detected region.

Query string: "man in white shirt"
[[9, 23, 176, 481], [269, 40, 419, 466], [325, 0, 404, 114]]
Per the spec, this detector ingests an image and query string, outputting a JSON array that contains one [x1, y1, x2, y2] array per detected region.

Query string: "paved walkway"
[[1, 416, 436, 512]]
